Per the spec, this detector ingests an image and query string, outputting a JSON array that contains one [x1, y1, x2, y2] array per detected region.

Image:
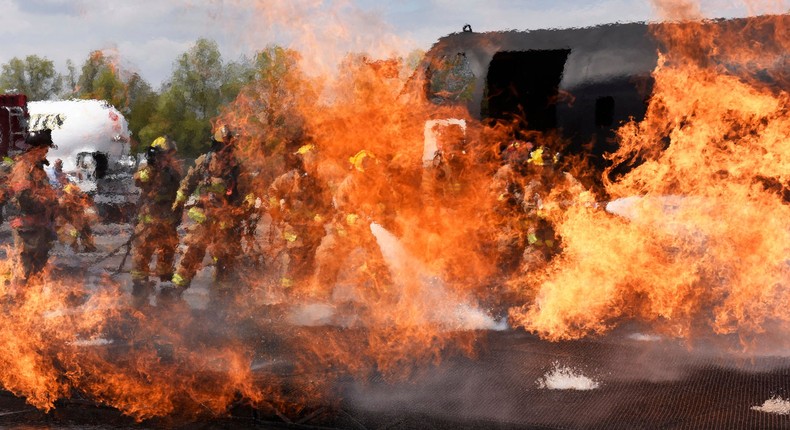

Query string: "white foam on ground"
[[752, 396, 790, 415], [627, 332, 663, 342], [69, 337, 114, 347], [537, 363, 600, 390], [449, 303, 509, 331]]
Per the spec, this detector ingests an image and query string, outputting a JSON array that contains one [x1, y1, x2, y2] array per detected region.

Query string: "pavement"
[[0, 222, 789, 429]]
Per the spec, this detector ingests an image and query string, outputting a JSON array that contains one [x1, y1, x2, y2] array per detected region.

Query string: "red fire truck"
[[0, 93, 29, 157]]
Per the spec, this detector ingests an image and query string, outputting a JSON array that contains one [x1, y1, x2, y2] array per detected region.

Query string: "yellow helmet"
[[64, 183, 80, 194], [295, 144, 315, 155], [527, 146, 560, 166], [213, 125, 234, 144], [349, 149, 376, 172], [151, 136, 177, 152]]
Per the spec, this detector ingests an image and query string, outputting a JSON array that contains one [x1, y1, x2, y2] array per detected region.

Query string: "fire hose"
[[87, 223, 146, 274], [87, 190, 154, 273]]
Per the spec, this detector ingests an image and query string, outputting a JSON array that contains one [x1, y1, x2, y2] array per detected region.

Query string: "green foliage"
[[0, 55, 62, 100], [218, 45, 311, 160], [3, 40, 306, 160], [60, 59, 78, 98], [125, 73, 158, 150], [253, 45, 301, 83], [76, 51, 127, 108], [221, 58, 256, 103], [145, 38, 257, 158], [139, 85, 206, 156], [71, 51, 159, 150], [172, 38, 224, 120]]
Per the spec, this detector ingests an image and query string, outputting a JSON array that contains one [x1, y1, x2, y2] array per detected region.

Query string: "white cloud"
[[0, 0, 30, 34]]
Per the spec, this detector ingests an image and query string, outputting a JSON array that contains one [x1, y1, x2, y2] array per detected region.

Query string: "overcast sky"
[[0, 0, 766, 89]]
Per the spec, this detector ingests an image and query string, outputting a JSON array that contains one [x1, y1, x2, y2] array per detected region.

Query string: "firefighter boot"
[[131, 279, 154, 309], [82, 235, 98, 253], [157, 282, 185, 308], [208, 287, 236, 319]]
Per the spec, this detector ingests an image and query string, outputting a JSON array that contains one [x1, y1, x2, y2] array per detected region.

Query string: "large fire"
[[509, 4, 790, 341], [0, 0, 787, 423]]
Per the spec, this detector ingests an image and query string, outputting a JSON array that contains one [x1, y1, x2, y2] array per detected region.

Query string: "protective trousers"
[[172, 216, 242, 292], [12, 227, 53, 283], [131, 221, 179, 284]]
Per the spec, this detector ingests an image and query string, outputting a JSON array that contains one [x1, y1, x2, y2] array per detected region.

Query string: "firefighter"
[[310, 149, 392, 301], [420, 125, 471, 207], [130, 136, 182, 307], [56, 182, 98, 253], [6, 129, 58, 285], [165, 125, 253, 304], [483, 139, 535, 272], [50, 158, 69, 189], [267, 143, 330, 289], [519, 145, 562, 269], [489, 167, 524, 272]]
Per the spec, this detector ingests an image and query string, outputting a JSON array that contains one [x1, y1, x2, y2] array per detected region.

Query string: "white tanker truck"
[[28, 99, 139, 222]]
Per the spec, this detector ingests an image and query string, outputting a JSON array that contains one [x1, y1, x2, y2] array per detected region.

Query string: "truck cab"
[[0, 93, 29, 157]]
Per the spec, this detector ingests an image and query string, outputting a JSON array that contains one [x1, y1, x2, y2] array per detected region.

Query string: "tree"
[[76, 50, 127, 108], [124, 73, 158, 150], [172, 38, 224, 120], [137, 81, 198, 156], [220, 57, 256, 104], [72, 51, 160, 150], [142, 38, 255, 157], [215, 45, 315, 173], [0, 55, 62, 100], [59, 59, 79, 99]]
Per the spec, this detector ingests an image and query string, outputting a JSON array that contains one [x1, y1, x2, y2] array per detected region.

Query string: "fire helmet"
[[212, 125, 234, 144], [151, 136, 177, 153], [349, 149, 376, 172], [527, 146, 560, 166], [295, 144, 315, 155], [26, 129, 55, 148], [64, 183, 80, 194]]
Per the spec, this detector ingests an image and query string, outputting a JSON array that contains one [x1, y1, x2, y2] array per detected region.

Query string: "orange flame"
[[1, 0, 788, 422], [510, 4, 790, 342]]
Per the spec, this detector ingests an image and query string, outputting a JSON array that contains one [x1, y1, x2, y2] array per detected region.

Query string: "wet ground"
[[1, 224, 790, 429]]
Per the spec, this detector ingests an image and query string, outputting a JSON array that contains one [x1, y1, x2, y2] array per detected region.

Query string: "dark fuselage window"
[[595, 96, 615, 127], [484, 50, 570, 131]]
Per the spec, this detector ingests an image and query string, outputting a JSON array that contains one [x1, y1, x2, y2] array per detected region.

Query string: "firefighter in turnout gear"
[[130, 136, 182, 307], [57, 182, 98, 253], [51, 158, 69, 188], [421, 123, 470, 207], [267, 143, 330, 289], [488, 143, 530, 274], [520, 145, 562, 270], [310, 149, 393, 301], [7, 129, 58, 285], [166, 125, 252, 303]]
